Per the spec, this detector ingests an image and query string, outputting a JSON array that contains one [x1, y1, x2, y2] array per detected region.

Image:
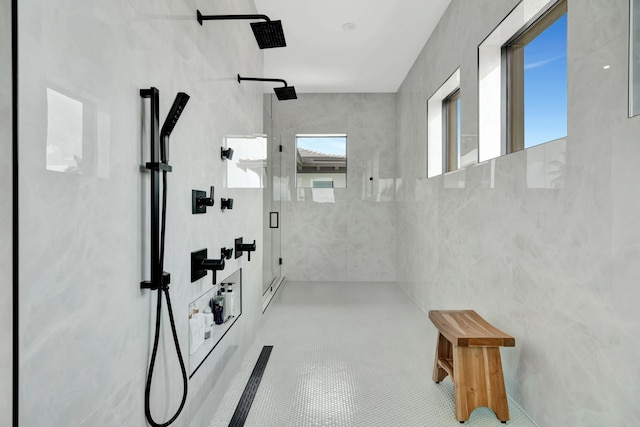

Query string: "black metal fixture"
[[139, 87, 189, 427], [191, 248, 227, 284], [269, 211, 279, 228], [196, 10, 286, 49], [235, 237, 257, 261], [221, 247, 234, 259], [192, 186, 214, 214], [221, 147, 234, 160], [221, 198, 234, 210], [237, 74, 297, 101], [161, 92, 190, 163]]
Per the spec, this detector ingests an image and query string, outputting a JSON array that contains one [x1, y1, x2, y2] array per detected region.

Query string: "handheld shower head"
[[160, 92, 190, 163], [196, 10, 286, 49], [237, 74, 297, 101]]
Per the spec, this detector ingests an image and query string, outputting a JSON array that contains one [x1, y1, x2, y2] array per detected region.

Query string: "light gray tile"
[[18, 0, 265, 425]]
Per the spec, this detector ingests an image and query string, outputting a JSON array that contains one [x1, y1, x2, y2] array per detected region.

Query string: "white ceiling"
[[253, 0, 452, 93]]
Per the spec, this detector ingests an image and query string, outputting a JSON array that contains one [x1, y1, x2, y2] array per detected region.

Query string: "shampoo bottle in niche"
[[219, 285, 227, 321], [214, 288, 225, 324], [224, 282, 235, 317], [210, 296, 222, 325], [203, 307, 213, 339]]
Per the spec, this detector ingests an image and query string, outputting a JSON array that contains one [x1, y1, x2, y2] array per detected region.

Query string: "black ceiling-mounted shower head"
[[160, 92, 190, 163], [237, 74, 298, 101], [197, 10, 287, 49]]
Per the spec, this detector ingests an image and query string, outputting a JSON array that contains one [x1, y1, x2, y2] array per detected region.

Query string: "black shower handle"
[[200, 257, 225, 270], [240, 240, 256, 261], [238, 240, 256, 251], [197, 186, 215, 207]]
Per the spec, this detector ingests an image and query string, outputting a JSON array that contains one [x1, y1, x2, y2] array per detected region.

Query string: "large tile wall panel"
[[0, 0, 13, 424], [270, 93, 396, 283], [396, 0, 640, 425], [17, 0, 264, 426]]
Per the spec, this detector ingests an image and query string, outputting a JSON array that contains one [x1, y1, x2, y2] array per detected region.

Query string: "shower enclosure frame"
[[262, 96, 284, 311]]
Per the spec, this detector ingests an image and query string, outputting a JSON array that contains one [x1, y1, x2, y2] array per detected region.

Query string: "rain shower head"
[[197, 10, 287, 49], [250, 20, 286, 49], [237, 74, 298, 101], [160, 92, 190, 163], [274, 85, 297, 101]]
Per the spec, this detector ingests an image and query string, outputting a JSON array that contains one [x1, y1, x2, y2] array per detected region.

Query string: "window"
[[295, 134, 347, 188], [443, 89, 461, 172], [478, 0, 567, 162], [427, 68, 460, 178], [312, 179, 334, 188], [224, 136, 267, 188], [504, 0, 567, 152]]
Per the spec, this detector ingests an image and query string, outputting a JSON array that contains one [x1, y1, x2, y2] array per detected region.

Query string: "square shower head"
[[250, 20, 287, 49], [274, 86, 297, 101]]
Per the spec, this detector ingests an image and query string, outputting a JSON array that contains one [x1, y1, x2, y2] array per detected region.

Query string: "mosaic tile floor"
[[210, 281, 538, 427]]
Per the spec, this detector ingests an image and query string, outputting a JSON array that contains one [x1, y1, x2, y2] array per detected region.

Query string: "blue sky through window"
[[296, 136, 347, 156], [523, 13, 567, 148]]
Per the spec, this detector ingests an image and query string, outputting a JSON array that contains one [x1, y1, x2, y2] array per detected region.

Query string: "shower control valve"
[[235, 237, 257, 262], [221, 247, 234, 260], [221, 147, 234, 160], [191, 248, 226, 284], [192, 186, 214, 214], [221, 198, 234, 210]]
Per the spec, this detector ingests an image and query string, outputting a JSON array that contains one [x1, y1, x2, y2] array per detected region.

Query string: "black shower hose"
[[144, 171, 188, 427]]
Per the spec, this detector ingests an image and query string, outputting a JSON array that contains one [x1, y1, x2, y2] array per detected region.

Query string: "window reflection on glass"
[[46, 88, 84, 173], [296, 134, 347, 188], [225, 136, 267, 188]]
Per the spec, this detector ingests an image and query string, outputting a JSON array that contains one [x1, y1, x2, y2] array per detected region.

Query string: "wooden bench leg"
[[453, 346, 510, 422], [432, 332, 452, 383]]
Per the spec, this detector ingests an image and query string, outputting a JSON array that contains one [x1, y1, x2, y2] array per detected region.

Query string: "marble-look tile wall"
[[0, 0, 13, 424], [396, 0, 640, 425], [17, 0, 265, 426], [269, 93, 397, 282]]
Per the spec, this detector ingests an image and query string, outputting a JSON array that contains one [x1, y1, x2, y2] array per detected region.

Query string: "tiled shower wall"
[[396, 0, 640, 425], [269, 93, 397, 282], [17, 0, 265, 426], [1, 0, 13, 424]]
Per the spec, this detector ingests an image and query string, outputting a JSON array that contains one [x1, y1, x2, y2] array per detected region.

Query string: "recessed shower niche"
[[188, 269, 242, 377]]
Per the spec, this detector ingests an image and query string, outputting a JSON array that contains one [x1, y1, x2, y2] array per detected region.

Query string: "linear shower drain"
[[228, 346, 273, 427]]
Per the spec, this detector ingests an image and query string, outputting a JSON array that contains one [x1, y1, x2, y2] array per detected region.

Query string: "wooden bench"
[[428, 310, 515, 423]]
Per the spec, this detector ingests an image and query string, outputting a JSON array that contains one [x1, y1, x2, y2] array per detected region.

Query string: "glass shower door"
[[262, 134, 282, 295]]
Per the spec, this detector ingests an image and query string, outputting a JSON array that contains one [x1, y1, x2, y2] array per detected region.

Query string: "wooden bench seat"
[[429, 310, 515, 423]]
